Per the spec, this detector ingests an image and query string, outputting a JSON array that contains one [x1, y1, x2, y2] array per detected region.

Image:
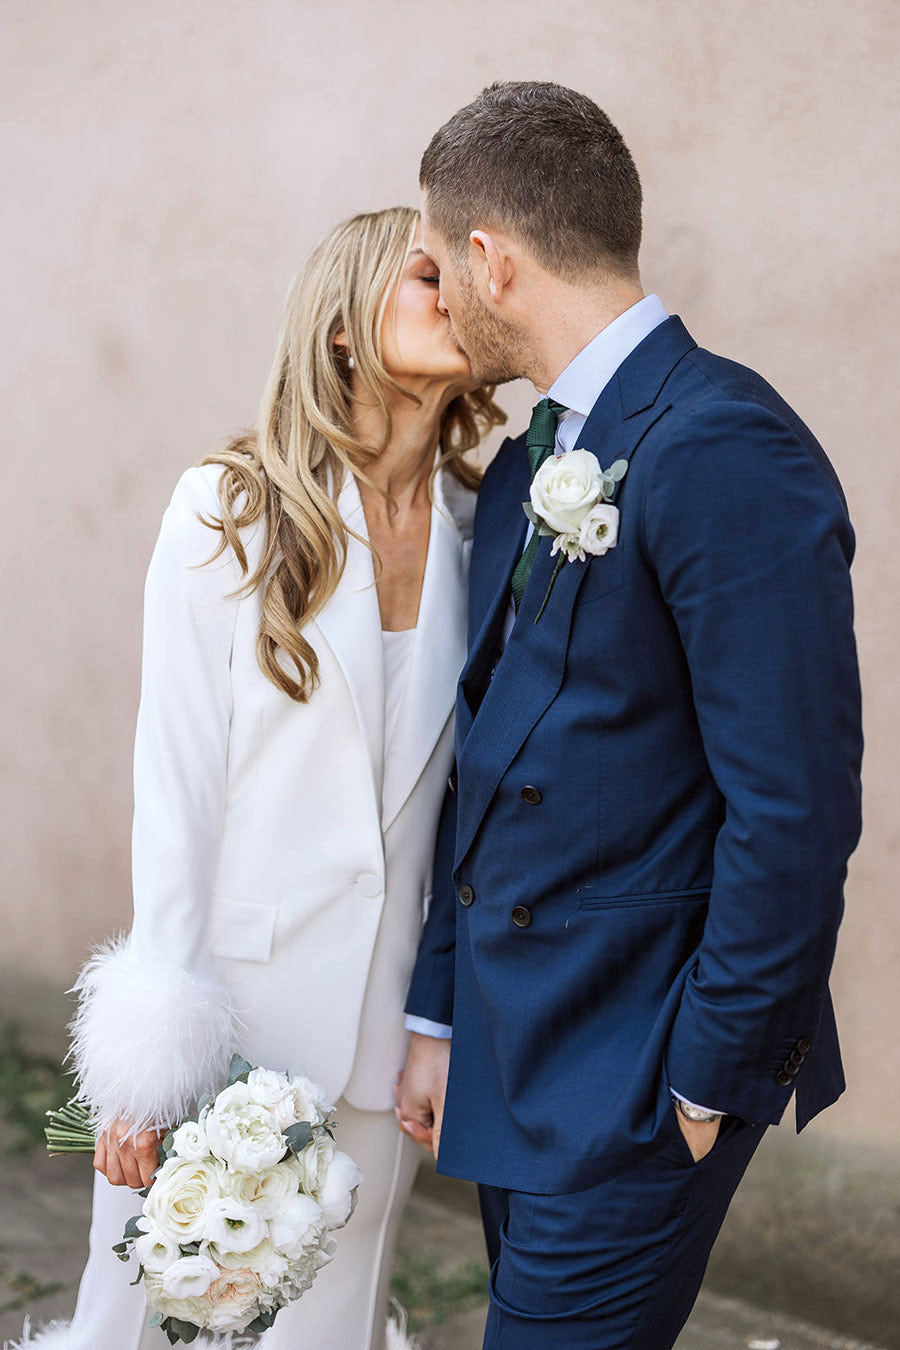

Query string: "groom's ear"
[[470, 230, 513, 304]]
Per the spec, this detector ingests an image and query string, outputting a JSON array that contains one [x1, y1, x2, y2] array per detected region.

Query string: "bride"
[[13, 206, 502, 1350]]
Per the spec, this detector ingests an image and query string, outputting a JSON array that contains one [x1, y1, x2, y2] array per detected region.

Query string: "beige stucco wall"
[[2, 0, 899, 1333]]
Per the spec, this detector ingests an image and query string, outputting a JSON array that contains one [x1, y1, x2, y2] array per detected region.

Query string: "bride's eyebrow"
[[406, 248, 435, 264]]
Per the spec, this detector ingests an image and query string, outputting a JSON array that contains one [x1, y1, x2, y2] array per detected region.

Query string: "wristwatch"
[[671, 1094, 721, 1123]]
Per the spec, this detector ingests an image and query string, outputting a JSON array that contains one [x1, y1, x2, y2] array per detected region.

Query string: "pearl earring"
[[347, 354, 355, 369]]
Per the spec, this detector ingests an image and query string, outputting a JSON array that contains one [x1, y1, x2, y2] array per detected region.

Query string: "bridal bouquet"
[[46, 1055, 362, 1344]]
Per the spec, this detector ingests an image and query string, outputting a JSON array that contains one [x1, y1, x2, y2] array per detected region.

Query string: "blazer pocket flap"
[[210, 896, 278, 963]]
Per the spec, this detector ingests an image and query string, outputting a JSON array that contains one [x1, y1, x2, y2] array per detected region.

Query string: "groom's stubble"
[[442, 255, 534, 388]]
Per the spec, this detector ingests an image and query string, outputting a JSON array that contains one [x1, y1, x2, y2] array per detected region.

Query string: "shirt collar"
[[547, 294, 669, 416]]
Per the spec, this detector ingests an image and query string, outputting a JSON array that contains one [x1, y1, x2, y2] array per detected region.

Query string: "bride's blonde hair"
[[201, 206, 504, 703]]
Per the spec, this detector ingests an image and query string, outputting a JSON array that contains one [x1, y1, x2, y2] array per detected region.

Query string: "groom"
[[397, 82, 862, 1349]]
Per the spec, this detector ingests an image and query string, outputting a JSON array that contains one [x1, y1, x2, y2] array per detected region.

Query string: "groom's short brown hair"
[[420, 81, 642, 281]]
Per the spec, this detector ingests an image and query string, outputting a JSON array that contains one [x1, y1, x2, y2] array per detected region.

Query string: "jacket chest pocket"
[[209, 895, 279, 964], [576, 540, 625, 606]]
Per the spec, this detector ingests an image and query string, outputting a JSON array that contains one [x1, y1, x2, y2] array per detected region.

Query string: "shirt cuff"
[[405, 1015, 452, 1040], [670, 1088, 725, 1117]]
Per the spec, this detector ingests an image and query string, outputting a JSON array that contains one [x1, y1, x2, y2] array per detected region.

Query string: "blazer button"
[[356, 873, 384, 898], [775, 1070, 793, 1087], [796, 1037, 811, 1054], [458, 884, 475, 906], [520, 786, 542, 805], [789, 1049, 805, 1067], [511, 905, 532, 928]]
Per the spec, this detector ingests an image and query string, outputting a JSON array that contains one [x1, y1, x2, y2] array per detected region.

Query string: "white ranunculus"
[[204, 1268, 262, 1333], [207, 1236, 289, 1289], [143, 1270, 211, 1326], [133, 1225, 181, 1274], [203, 1196, 269, 1253], [245, 1068, 300, 1131], [530, 449, 603, 535], [267, 1191, 327, 1261], [143, 1156, 225, 1245], [289, 1074, 330, 1126], [160, 1254, 220, 1300], [578, 502, 620, 556], [171, 1118, 210, 1161], [316, 1148, 364, 1230], [205, 1082, 286, 1172], [224, 1156, 302, 1219]]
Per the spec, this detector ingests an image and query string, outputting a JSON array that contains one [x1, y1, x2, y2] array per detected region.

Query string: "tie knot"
[[525, 399, 567, 479]]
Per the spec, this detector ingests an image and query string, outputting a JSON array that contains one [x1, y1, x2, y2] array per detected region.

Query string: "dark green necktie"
[[510, 398, 567, 610]]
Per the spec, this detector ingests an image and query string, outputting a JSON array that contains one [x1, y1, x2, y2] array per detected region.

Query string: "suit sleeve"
[[404, 780, 459, 1026], [69, 467, 246, 1136], [643, 401, 862, 1125]]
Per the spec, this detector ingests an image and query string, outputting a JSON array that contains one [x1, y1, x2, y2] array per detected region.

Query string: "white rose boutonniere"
[[523, 449, 628, 619]]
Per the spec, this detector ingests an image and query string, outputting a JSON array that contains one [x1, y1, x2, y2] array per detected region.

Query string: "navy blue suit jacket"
[[406, 317, 862, 1194]]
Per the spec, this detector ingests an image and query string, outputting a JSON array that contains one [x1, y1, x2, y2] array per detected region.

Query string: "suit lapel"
[[313, 474, 385, 807], [454, 316, 698, 869], [381, 472, 470, 832]]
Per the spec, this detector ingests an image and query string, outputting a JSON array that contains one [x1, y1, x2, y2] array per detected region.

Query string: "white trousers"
[[15, 1102, 419, 1350]]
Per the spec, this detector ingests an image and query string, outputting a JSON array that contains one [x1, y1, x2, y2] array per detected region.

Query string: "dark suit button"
[[448, 769, 458, 795], [783, 1061, 800, 1077], [511, 906, 532, 928], [521, 785, 542, 805], [458, 884, 475, 907], [796, 1037, 811, 1054], [789, 1049, 805, 1066], [775, 1071, 793, 1086]]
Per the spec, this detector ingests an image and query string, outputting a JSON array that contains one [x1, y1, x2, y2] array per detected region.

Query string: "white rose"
[[171, 1118, 210, 1161], [143, 1156, 225, 1245], [289, 1074, 330, 1125], [578, 502, 619, 556], [205, 1082, 286, 1172], [298, 1133, 335, 1199], [203, 1196, 269, 1253], [160, 1254, 220, 1300], [133, 1225, 181, 1275], [268, 1191, 327, 1261], [316, 1148, 363, 1230], [530, 449, 603, 534], [245, 1068, 299, 1131], [204, 1268, 262, 1333], [224, 1156, 302, 1219]]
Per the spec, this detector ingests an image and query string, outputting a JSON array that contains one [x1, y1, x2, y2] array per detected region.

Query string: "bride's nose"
[[436, 288, 449, 317]]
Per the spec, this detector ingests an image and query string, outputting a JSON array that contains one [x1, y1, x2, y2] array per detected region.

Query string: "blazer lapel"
[[313, 474, 386, 807], [454, 316, 698, 870], [381, 471, 471, 832]]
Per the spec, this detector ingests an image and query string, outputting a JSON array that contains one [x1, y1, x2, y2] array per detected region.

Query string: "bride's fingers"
[[136, 1130, 162, 1188], [103, 1139, 127, 1187], [93, 1134, 107, 1175], [112, 1134, 143, 1190]]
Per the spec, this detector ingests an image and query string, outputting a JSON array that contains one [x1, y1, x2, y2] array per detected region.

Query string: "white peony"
[[315, 1148, 364, 1230], [205, 1081, 286, 1172], [171, 1117, 210, 1161], [203, 1196, 269, 1253], [225, 1156, 303, 1219], [143, 1156, 225, 1245], [530, 449, 604, 535], [289, 1074, 330, 1125], [578, 502, 619, 556], [267, 1191, 327, 1261], [245, 1068, 301, 1131], [133, 1225, 181, 1274], [160, 1254, 220, 1300]]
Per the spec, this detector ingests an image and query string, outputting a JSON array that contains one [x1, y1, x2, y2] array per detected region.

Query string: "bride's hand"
[[94, 1117, 166, 1189]]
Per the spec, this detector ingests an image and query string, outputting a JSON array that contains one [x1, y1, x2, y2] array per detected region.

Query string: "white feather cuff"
[[68, 936, 242, 1137]]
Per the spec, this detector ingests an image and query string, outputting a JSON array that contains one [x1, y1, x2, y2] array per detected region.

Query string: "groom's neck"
[[524, 274, 646, 394]]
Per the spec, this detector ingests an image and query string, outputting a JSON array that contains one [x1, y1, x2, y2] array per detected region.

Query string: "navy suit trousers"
[[479, 1110, 767, 1350]]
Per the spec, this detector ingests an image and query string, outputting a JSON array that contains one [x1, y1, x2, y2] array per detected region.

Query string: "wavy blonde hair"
[[201, 206, 505, 702]]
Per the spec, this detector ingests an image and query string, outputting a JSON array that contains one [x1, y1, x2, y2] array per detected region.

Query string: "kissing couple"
[[15, 81, 861, 1350]]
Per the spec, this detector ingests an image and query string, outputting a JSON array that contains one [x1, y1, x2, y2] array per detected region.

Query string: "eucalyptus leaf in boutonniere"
[[522, 449, 628, 621]]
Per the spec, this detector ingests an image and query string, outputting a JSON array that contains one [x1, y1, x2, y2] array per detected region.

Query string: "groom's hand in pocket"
[[395, 1032, 451, 1161], [94, 1117, 166, 1189]]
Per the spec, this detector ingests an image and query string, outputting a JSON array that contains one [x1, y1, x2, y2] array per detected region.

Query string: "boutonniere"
[[523, 449, 628, 622]]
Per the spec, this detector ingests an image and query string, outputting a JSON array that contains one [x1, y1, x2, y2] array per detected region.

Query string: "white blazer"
[[70, 462, 474, 1135]]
